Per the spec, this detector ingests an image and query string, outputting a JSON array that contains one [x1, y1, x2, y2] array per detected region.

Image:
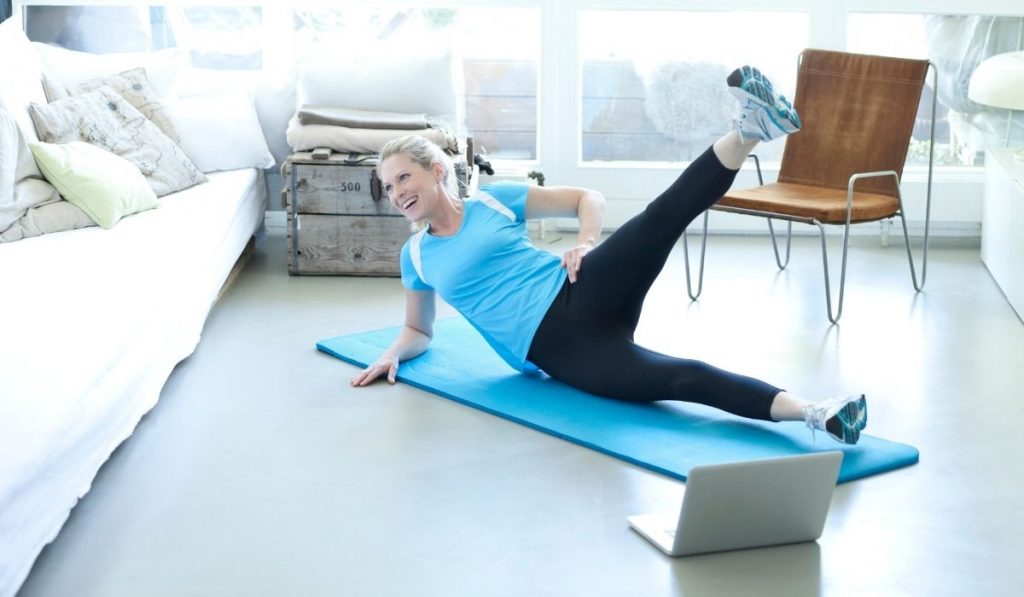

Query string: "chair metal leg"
[[816, 219, 852, 324], [682, 211, 709, 301], [896, 194, 929, 291], [823, 169, 901, 323], [898, 62, 936, 292], [766, 218, 792, 269]]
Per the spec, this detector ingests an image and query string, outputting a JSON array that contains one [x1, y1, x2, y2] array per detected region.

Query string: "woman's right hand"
[[350, 354, 400, 387], [351, 291, 434, 388]]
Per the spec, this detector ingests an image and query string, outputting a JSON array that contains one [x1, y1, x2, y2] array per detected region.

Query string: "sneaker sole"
[[834, 396, 868, 444], [727, 66, 777, 106]]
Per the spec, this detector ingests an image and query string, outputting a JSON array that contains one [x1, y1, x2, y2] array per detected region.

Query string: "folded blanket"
[[0, 199, 95, 242], [297, 106, 429, 130], [286, 115, 459, 155]]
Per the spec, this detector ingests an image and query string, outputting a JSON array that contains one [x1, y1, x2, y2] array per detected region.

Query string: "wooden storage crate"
[[283, 149, 472, 276], [283, 151, 403, 275]]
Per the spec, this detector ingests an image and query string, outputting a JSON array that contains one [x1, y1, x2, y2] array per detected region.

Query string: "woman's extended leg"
[[528, 317, 782, 421], [564, 141, 743, 332], [527, 318, 869, 444], [528, 66, 867, 444], [568, 66, 801, 333]]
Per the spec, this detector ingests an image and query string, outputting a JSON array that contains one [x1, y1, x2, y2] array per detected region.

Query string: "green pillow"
[[29, 141, 158, 229]]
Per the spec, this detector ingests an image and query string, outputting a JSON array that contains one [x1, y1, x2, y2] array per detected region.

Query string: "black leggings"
[[526, 146, 782, 421]]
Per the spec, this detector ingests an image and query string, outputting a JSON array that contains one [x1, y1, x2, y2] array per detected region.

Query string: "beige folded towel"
[[286, 115, 459, 155], [297, 106, 430, 130]]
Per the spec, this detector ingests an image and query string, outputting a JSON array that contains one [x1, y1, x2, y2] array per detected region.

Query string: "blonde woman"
[[351, 66, 867, 445]]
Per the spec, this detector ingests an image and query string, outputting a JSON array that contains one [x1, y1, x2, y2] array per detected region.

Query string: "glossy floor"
[[18, 226, 1024, 596]]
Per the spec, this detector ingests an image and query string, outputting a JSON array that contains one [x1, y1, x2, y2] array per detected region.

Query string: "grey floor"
[[17, 224, 1024, 597]]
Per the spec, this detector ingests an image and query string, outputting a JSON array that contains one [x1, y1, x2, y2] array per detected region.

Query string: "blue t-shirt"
[[400, 181, 567, 372]]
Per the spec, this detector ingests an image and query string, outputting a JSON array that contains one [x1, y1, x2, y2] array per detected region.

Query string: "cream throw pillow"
[[29, 141, 158, 229], [29, 86, 205, 197]]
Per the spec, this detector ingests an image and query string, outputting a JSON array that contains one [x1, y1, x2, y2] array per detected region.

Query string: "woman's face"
[[380, 153, 441, 221]]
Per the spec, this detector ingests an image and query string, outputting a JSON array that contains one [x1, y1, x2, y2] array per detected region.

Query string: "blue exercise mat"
[[318, 318, 918, 483]]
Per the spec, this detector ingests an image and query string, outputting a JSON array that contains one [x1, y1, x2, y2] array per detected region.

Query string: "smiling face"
[[380, 152, 444, 222]]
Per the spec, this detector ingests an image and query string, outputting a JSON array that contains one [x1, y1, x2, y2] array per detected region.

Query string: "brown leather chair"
[[683, 49, 936, 323]]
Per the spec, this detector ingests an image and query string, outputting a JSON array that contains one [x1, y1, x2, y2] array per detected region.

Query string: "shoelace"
[[802, 404, 822, 445]]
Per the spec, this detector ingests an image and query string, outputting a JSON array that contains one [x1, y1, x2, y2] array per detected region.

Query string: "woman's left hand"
[[561, 241, 594, 283]]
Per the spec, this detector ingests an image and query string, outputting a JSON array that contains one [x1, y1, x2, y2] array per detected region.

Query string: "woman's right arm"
[[350, 288, 436, 386]]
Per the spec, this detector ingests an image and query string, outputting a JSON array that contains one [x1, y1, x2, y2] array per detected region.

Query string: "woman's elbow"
[[584, 190, 606, 214]]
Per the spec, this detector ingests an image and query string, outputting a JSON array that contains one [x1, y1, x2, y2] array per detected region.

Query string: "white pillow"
[[176, 66, 298, 167], [164, 94, 276, 172], [254, 70, 299, 167], [32, 42, 186, 98], [298, 45, 464, 132], [0, 19, 48, 143]]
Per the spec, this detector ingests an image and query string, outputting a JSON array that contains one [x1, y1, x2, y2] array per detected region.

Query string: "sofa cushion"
[[30, 141, 158, 229], [164, 93, 275, 173], [0, 108, 61, 233], [0, 19, 48, 143], [71, 68, 179, 141], [29, 87, 206, 197]]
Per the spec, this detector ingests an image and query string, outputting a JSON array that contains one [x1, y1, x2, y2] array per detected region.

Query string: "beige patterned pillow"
[[72, 68, 179, 141], [29, 86, 206, 197]]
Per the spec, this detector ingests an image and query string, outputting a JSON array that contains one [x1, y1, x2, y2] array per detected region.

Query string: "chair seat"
[[715, 183, 900, 224]]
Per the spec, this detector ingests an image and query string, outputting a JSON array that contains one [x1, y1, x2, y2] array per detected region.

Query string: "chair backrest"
[[779, 49, 929, 198]]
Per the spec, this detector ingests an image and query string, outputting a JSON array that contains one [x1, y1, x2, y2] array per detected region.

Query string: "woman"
[[351, 66, 867, 445]]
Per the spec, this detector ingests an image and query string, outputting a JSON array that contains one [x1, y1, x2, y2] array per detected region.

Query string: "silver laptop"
[[628, 452, 843, 556]]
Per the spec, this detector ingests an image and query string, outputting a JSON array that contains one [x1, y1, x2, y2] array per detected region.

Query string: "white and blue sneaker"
[[803, 394, 868, 445], [727, 66, 802, 142]]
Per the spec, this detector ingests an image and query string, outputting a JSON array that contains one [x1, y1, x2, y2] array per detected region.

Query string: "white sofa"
[[0, 20, 268, 597]]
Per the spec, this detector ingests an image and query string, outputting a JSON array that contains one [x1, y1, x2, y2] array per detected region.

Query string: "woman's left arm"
[[525, 185, 606, 283]]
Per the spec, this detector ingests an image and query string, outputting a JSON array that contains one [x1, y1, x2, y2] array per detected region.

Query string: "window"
[[167, 6, 263, 70], [22, 4, 265, 68], [579, 10, 810, 164], [24, 4, 159, 53]]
